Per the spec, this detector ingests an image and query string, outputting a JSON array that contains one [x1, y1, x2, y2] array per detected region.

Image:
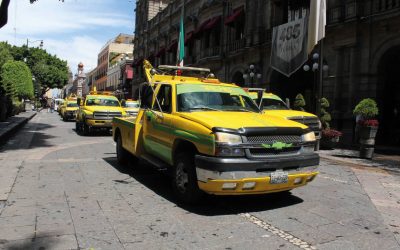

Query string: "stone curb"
[[320, 154, 400, 174], [0, 112, 37, 145]]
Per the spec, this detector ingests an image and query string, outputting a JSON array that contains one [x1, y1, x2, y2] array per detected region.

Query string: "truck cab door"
[[142, 84, 174, 164]]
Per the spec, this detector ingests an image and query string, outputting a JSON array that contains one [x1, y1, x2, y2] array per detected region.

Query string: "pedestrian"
[[50, 100, 55, 113]]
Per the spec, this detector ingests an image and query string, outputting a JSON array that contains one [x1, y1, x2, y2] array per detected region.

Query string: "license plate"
[[270, 171, 288, 184]]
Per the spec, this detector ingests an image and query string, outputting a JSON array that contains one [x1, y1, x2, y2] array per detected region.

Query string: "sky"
[[0, 0, 136, 74]]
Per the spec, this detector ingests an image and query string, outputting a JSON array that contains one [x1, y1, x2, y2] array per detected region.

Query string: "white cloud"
[[0, 0, 134, 74]]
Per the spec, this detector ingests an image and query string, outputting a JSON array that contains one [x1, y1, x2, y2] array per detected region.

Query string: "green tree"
[[1, 61, 34, 99], [0, 42, 13, 67], [293, 93, 306, 111]]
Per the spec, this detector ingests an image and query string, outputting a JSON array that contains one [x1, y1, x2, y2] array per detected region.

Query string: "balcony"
[[200, 46, 221, 59], [227, 38, 246, 53], [328, 2, 358, 24], [372, 0, 400, 13]]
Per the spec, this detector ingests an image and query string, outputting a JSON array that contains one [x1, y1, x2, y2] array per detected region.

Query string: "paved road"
[[0, 112, 399, 250]]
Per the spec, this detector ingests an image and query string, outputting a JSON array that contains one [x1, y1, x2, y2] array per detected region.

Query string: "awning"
[[125, 65, 133, 79], [204, 16, 221, 31], [225, 6, 244, 26], [185, 31, 194, 44], [155, 47, 166, 57], [166, 40, 178, 52]]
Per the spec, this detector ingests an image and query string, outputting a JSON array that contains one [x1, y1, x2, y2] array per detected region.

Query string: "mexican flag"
[[176, 4, 185, 67]]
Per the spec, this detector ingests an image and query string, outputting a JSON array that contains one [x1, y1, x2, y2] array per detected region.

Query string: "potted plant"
[[353, 98, 379, 159], [293, 93, 306, 111], [319, 97, 342, 149]]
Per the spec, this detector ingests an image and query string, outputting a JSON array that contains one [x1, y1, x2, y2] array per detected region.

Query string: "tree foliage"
[[1, 61, 33, 99], [0, 42, 13, 68], [2, 42, 69, 93]]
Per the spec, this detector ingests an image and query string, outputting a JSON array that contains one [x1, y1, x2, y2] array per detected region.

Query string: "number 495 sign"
[[271, 17, 309, 77]]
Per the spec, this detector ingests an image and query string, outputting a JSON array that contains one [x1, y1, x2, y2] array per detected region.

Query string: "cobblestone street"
[[0, 112, 399, 250]]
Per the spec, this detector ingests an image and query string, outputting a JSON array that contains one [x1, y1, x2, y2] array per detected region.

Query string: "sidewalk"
[[319, 148, 400, 173], [0, 111, 37, 145]]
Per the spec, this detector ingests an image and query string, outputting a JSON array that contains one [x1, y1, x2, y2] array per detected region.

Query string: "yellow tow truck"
[[76, 90, 126, 135], [112, 61, 319, 203], [247, 89, 322, 150], [60, 96, 79, 121], [122, 99, 140, 117]]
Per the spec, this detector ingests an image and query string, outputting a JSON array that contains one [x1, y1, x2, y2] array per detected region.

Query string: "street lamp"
[[243, 64, 262, 87], [26, 39, 44, 49], [303, 53, 328, 115], [32, 76, 38, 111]]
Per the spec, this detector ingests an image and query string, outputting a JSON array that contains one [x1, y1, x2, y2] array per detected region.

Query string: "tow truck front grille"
[[93, 111, 122, 120], [245, 135, 302, 158], [246, 135, 301, 144], [288, 116, 320, 131]]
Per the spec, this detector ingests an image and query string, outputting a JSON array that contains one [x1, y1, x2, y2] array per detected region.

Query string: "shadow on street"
[[0, 122, 56, 152], [103, 157, 304, 216]]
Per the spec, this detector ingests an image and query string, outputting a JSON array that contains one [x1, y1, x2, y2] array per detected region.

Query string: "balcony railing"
[[227, 38, 246, 53], [200, 46, 221, 59], [372, 0, 400, 13]]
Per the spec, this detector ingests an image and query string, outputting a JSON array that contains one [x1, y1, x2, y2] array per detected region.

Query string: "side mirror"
[[77, 98, 81, 106], [121, 100, 126, 107]]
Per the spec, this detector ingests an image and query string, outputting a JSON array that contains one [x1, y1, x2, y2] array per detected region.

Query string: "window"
[[154, 84, 172, 113]]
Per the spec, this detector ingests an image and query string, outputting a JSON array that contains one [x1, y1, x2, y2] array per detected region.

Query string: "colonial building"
[[95, 33, 134, 91], [133, 0, 400, 147], [107, 56, 134, 99]]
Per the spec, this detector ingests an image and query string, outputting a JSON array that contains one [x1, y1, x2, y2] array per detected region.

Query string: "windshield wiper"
[[188, 106, 221, 111], [224, 108, 255, 112]]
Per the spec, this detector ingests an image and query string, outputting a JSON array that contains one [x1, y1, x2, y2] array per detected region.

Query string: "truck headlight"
[[318, 119, 322, 129], [215, 132, 242, 144], [85, 113, 93, 119], [302, 132, 316, 142]]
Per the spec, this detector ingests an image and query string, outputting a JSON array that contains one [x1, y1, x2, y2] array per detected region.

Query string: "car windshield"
[[261, 98, 289, 110], [67, 103, 78, 107], [86, 98, 120, 107], [177, 84, 260, 113], [125, 102, 139, 108]]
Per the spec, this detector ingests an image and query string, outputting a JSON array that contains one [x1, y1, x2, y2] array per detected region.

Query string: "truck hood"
[[264, 110, 317, 119], [178, 111, 308, 130], [84, 106, 124, 113]]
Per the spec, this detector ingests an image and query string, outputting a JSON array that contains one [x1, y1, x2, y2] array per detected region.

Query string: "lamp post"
[[32, 76, 38, 111], [303, 52, 328, 115], [26, 39, 44, 49], [243, 64, 262, 87]]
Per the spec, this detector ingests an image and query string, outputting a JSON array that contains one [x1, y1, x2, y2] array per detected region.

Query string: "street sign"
[[271, 17, 308, 77]]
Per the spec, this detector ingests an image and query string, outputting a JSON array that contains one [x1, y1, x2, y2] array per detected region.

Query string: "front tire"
[[82, 122, 90, 136], [172, 153, 204, 204]]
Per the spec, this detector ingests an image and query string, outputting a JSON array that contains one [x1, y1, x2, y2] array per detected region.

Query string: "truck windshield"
[[125, 102, 139, 108], [177, 84, 260, 112], [86, 98, 120, 107], [262, 98, 289, 110], [67, 103, 78, 107]]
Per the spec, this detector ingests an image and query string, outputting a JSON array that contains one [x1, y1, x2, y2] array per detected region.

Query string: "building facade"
[[133, 0, 400, 147], [95, 33, 134, 91]]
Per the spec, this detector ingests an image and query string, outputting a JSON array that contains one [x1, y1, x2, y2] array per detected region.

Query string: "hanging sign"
[[271, 17, 308, 77]]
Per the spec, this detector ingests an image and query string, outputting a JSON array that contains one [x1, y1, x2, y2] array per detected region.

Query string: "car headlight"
[[302, 131, 316, 142], [215, 132, 242, 144]]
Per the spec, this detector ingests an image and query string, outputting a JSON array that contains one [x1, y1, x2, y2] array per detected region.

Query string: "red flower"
[[322, 129, 343, 138], [358, 119, 379, 127]]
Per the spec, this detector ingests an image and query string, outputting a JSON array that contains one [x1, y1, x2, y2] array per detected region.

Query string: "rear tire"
[[116, 134, 129, 165], [172, 152, 204, 204]]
